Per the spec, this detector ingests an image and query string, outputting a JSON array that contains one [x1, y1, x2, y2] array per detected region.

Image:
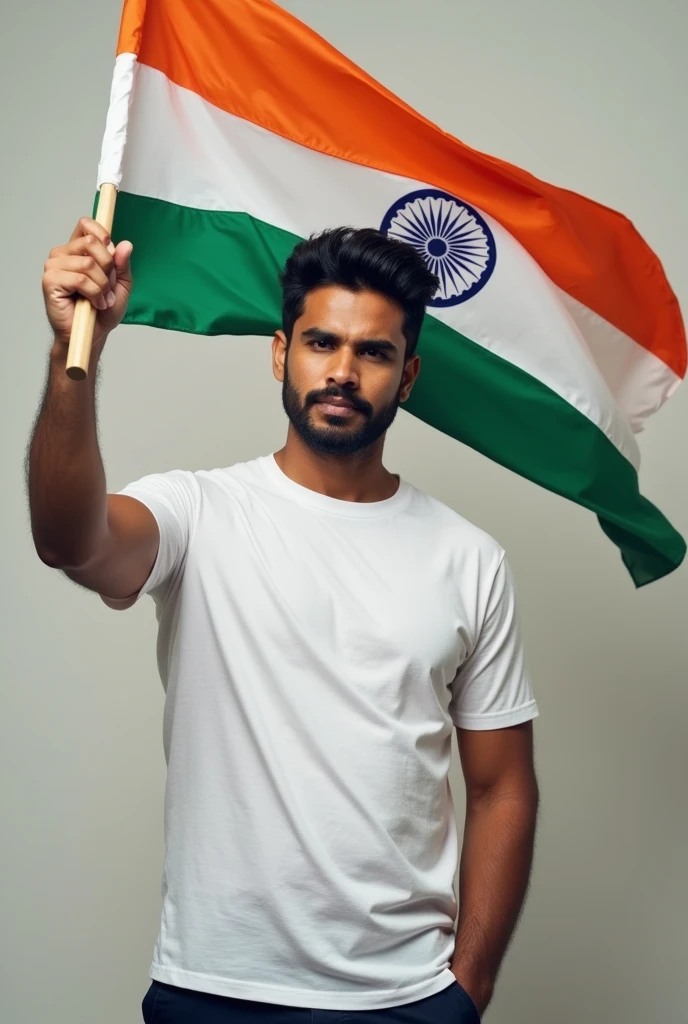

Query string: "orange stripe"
[[118, 0, 686, 378], [117, 0, 147, 56]]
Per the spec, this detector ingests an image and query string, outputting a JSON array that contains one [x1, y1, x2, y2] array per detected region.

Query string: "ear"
[[399, 354, 421, 403], [272, 330, 288, 383]]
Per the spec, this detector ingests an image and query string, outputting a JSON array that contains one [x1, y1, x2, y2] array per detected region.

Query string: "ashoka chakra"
[[380, 188, 496, 307]]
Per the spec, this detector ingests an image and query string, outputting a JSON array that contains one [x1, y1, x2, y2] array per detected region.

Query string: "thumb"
[[113, 239, 133, 290], [101, 239, 133, 328]]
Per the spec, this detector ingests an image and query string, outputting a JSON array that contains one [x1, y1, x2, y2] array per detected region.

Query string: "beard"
[[281, 361, 402, 457]]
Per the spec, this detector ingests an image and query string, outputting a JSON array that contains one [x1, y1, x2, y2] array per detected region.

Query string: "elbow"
[[32, 538, 92, 572], [30, 520, 105, 572], [33, 540, 65, 569], [29, 517, 69, 569], [468, 768, 539, 811]]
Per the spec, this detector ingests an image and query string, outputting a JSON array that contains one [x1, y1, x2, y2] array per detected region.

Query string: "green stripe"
[[111, 190, 685, 587], [411, 317, 684, 587]]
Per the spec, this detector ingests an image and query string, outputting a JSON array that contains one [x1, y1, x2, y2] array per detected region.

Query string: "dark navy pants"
[[141, 979, 481, 1023]]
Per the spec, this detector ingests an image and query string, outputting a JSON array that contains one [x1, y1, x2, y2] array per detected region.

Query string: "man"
[[29, 217, 539, 1023]]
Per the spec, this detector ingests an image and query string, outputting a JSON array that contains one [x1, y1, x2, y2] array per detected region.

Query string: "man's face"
[[272, 285, 420, 456]]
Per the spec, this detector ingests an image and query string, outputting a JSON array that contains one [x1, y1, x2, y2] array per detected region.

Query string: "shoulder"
[[407, 485, 505, 567], [193, 454, 271, 496], [116, 455, 270, 517]]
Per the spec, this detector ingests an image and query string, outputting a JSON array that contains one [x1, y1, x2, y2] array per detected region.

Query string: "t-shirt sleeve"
[[114, 469, 201, 604], [448, 553, 539, 730]]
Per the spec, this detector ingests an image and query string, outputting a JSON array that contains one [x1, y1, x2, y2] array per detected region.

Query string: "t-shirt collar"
[[261, 453, 413, 519]]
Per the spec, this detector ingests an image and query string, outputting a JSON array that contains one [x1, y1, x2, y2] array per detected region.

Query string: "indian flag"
[[98, 0, 686, 587]]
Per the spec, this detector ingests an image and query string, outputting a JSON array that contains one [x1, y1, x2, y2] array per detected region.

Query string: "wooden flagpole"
[[66, 183, 119, 380]]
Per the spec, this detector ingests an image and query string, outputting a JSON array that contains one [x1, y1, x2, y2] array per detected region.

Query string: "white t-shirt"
[[116, 453, 538, 1010]]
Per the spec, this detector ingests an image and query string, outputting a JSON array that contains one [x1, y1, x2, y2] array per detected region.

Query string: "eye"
[[310, 338, 334, 350], [363, 347, 387, 360]]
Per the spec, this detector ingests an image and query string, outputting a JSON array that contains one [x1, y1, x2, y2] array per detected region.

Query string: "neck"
[[273, 426, 399, 502]]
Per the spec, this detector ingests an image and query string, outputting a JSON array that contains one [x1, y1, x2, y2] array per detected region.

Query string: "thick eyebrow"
[[301, 327, 399, 355]]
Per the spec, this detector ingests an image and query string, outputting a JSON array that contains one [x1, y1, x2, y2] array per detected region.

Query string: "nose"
[[326, 347, 359, 389]]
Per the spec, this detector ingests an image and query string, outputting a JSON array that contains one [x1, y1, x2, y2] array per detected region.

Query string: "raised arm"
[[27, 217, 158, 604]]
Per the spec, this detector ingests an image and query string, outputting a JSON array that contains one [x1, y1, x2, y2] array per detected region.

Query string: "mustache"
[[305, 386, 372, 416]]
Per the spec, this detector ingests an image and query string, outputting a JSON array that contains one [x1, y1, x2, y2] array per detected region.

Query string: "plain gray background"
[[2, 1, 687, 1021]]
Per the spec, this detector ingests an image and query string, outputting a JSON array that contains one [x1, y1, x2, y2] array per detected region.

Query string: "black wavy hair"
[[279, 227, 439, 359]]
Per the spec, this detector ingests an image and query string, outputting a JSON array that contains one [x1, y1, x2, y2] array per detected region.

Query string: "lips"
[[317, 398, 354, 409], [316, 398, 357, 418]]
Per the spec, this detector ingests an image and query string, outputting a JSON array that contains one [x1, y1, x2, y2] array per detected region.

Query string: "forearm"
[[27, 341, 109, 567], [451, 784, 539, 1007]]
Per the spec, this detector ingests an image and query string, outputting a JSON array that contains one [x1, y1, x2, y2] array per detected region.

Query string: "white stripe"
[[119, 66, 672, 470], [557, 290, 681, 434], [97, 52, 138, 189]]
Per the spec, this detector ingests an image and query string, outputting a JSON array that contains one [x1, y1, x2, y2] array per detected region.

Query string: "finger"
[[45, 269, 109, 310], [113, 240, 133, 286], [45, 254, 110, 297], [58, 235, 115, 277], [69, 216, 112, 250]]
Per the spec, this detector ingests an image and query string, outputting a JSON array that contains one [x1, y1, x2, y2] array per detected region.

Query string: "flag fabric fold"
[[99, 0, 686, 586]]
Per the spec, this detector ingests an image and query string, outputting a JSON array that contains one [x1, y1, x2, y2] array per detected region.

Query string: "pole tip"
[[66, 365, 87, 382]]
